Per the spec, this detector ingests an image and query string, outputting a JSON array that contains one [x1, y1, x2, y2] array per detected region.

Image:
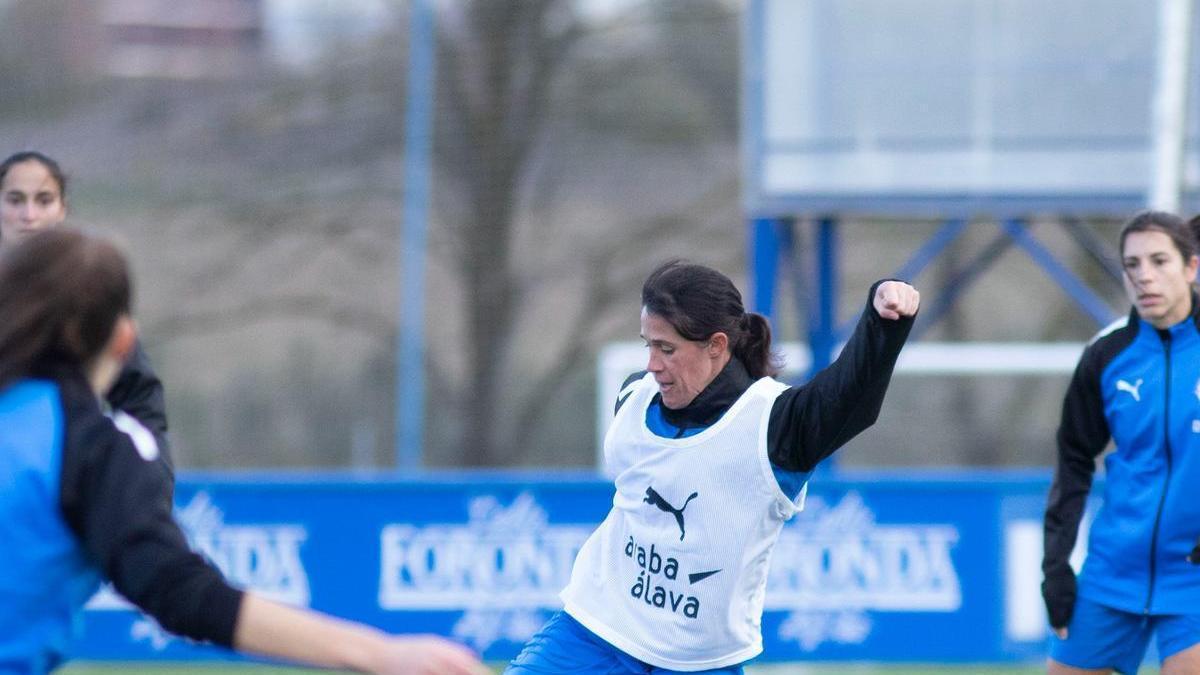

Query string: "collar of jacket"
[[657, 357, 755, 431]]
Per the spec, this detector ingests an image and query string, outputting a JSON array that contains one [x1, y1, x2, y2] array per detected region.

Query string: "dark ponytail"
[[737, 311, 777, 379], [642, 260, 782, 378], [0, 228, 129, 390]]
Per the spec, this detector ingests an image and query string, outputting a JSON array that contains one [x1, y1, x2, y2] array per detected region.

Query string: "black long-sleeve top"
[[52, 363, 242, 647], [622, 280, 914, 471], [106, 340, 173, 474]]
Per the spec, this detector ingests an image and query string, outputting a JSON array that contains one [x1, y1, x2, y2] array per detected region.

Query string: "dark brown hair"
[[1120, 211, 1197, 261], [0, 228, 130, 389], [1187, 213, 1200, 252], [0, 151, 68, 198], [641, 260, 781, 378]]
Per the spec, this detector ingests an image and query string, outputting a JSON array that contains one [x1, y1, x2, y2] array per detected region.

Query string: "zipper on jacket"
[[1145, 330, 1174, 614]]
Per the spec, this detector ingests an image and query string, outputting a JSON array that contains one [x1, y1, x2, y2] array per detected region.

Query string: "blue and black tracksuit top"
[[0, 363, 241, 674], [1044, 302, 1200, 615]]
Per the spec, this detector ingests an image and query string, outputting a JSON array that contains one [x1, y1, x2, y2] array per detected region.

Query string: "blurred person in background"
[[1042, 211, 1200, 675], [0, 151, 172, 480], [0, 151, 66, 238], [0, 228, 489, 675], [506, 260, 919, 674]]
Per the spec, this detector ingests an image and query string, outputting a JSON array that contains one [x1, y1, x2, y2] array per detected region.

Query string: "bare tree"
[[8, 0, 742, 469], [429, 0, 741, 465], [431, 1, 580, 465]]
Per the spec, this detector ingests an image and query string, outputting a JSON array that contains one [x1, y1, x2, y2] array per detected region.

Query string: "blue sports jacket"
[[1044, 302, 1200, 615], [0, 366, 240, 674]]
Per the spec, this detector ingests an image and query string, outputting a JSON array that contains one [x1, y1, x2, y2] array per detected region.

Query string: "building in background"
[[77, 0, 264, 79]]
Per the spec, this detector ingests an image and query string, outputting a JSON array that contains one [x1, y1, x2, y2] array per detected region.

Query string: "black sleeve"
[[59, 390, 243, 648], [1042, 346, 1110, 580], [767, 280, 915, 472], [106, 340, 173, 474]]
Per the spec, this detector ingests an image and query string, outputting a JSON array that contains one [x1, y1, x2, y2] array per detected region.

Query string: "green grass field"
[[55, 658, 1177, 674]]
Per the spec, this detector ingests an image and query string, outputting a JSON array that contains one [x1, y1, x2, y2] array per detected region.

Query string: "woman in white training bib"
[[506, 260, 919, 674]]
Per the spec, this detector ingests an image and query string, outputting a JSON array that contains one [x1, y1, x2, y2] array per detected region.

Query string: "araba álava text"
[[625, 536, 699, 618]]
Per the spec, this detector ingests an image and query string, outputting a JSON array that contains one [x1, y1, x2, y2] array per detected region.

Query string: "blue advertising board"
[[72, 470, 1062, 665]]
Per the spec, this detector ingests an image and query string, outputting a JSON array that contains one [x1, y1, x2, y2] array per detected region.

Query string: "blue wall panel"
[[71, 471, 1059, 665]]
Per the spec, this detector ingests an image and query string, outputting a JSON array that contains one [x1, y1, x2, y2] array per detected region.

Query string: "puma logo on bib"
[[643, 486, 698, 541]]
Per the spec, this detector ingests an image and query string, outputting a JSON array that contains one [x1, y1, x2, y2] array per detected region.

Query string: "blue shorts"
[[1050, 596, 1200, 674], [504, 611, 745, 675]]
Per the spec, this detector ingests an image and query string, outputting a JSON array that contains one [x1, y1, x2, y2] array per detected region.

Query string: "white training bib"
[[561, 373, 804, 671]]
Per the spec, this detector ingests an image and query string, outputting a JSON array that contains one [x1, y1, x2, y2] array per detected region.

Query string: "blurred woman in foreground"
[[0, 228, 488, 675]]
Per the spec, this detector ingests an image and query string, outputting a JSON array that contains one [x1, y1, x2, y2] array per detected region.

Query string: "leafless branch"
[[147, 293, 395, 345]]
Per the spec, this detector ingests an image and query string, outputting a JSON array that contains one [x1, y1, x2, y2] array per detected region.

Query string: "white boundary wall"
[[596, 341, 1085, 462]]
